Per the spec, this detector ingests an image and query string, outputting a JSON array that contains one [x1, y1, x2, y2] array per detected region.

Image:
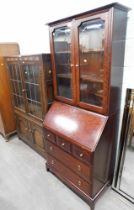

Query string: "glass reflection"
[[54, 116, 78, 132], [79, 19, 105, 106], [115, 89, 134, 202], [53, 26, 72, 99], [119, 104, 134, 199]]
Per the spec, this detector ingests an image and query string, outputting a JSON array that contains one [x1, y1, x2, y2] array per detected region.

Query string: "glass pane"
[[11, 81, 16, 94], [18, 97, 25, 109], [23, 64, 39, 84], [23, 63, 42, 118], [13, 95, 18, 106], [27, 100, 42, 118], [8, 65, 14, 79], [13, 81, 22, 96], [14, 64, 20, 80], [79, 19, 105, 106], [25, 83, 40, 102], [8, 63, 25, 111], [13, 95, 24, 110], [53, 26, 72, 99]]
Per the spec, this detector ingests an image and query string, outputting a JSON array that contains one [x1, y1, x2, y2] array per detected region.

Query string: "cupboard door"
[[31, 124, 45, 152], [75, 13, 110, 114], [50, 22, 76, 104], [7, 61, 25, 111], [21, 59, 43, 119], [16, 116, 29, 140]]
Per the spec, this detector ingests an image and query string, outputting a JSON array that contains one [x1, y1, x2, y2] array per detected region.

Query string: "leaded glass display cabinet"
[[6, 54, 53, 157]]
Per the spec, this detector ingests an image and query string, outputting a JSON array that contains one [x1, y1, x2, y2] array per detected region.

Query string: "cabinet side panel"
[[0, 57, 16, 135], [109, 8, 128, 114], [92, 114, 117, 196], [0, 111, 5, 135]]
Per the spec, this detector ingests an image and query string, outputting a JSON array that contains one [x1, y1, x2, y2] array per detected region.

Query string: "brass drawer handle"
[[80, 153, 83, 157], [61, 142, 65, 147], [78, 180, 81, 186], [51, 160, 54, 165], [77, 165, 81, 171], [49, 146, 53, 151], [22, 89, 25, 93]]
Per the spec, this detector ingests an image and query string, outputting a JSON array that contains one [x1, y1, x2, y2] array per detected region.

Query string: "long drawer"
[[47, 154, 91, 196], [47, 141, 92, 183]]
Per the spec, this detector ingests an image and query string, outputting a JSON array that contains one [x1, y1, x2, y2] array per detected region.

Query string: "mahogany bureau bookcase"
[[43, 3, 130, 210], [6, 54, 53, 157], [0, 43, 20, 139]]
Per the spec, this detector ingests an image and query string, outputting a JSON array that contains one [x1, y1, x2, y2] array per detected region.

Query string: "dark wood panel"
[[47, 141, 92, 182], [0, 56, 17, 138], [44, 129, 56, 143], [72, 144, 92, 165], [16, 112, 47, 158], [47, 154, 91, 196], [56, 136, 71, 153], [0, 112, 5, 135], [16, 115, 30, 141], [32, 124, 45, 148], [43, 101, 107, 152]]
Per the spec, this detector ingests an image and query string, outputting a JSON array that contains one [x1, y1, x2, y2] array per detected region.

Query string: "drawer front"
[[47, 154, 91, 196], [45, 129, 56, 143], [47, 141, 91, 182], [56, 136, 71, 153], [72, 145, 92, 165]]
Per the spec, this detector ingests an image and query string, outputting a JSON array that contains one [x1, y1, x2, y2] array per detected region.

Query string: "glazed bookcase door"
[[50, 22, 76, 104], [75, 12, 110, 114], [7, 60, 25, 112], [21, 59, 43, 119]]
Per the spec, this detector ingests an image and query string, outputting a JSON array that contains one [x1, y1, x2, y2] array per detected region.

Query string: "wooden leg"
[[46, 163, 50, 172], [90, 202, 95, 210], [5, 137, 9, 142]]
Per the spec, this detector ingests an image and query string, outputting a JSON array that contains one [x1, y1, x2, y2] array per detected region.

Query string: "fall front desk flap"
[[43, 101, 108, 152]]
